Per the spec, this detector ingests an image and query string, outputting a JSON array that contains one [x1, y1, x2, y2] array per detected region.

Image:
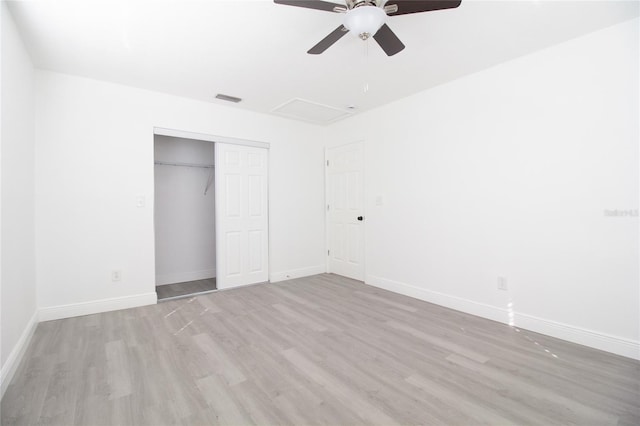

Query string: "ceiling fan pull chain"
[[363, 39, 370, 93]]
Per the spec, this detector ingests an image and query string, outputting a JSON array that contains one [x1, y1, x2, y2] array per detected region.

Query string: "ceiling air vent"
[[215, 93, 242, 103]]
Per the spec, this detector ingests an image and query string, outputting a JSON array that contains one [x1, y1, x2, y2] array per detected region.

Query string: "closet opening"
[[154, 135, 217, 301]]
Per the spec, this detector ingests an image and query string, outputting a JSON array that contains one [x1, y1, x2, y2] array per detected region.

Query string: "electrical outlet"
[[112, 270, 122, 282], [497, 276, 508, 291]]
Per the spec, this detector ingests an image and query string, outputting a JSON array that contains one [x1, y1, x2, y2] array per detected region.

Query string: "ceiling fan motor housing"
[[343, 3, 387, 40], [346, 0, 384, 8]]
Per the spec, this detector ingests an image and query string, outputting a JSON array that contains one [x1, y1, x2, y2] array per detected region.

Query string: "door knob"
[[357, 216, 364, 221]]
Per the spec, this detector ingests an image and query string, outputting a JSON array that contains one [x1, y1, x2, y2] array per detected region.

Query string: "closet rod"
[[154, 161, 214, 169]]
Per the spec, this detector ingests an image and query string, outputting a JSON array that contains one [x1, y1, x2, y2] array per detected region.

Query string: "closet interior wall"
[[154, 135, 216, 286]]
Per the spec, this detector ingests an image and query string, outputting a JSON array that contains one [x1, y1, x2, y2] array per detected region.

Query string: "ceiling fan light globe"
[[343, 6, 386, 40]]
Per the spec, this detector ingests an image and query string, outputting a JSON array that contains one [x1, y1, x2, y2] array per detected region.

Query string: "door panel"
[[226, 231, 241, 276], [248, 175, 263, 216], [225, 174, 241, 217], [216, 143, 269, 289], [248, 230, 263, 272], [327, 142, 364, 281]]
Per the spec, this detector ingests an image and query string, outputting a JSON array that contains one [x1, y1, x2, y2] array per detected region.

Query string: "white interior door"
[[215, 143, 269, 289], [326, 142, 365, 281]]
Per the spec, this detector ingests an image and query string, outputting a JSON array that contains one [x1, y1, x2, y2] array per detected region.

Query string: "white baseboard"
[[270, 265, 326, 283], [1, 310, 38, 398], [156, 269, 216, 286], [366, 275, 640, 361], [513, 312, 640, 360], [366, 275, 510, 323], [39, 292, 158, 322]]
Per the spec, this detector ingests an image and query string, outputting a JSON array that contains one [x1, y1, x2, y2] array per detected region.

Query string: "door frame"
[[324, 140, 366, 281], [152, 127, 271, 294]]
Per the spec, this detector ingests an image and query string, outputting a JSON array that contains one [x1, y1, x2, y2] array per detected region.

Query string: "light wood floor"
[[156, 278, 217, 301], [2, 274, 639, 425]]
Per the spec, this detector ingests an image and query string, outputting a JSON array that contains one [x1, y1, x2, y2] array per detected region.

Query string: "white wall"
[[327, 18, 639, 358], [35, 71, 326, 319], [154, 135, 216, 285], [1, 2, 37, 394]]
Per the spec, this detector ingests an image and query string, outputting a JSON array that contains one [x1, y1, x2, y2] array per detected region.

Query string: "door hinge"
[[327, 204, 330, 211], [326, 160, 329, 167], [327, 250, 330, 256]]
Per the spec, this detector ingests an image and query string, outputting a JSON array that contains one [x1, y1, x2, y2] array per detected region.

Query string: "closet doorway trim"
[[153, 127, 270, 149]]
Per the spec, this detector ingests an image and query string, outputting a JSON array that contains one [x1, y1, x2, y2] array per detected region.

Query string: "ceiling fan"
[[274, 0, 462, 56]]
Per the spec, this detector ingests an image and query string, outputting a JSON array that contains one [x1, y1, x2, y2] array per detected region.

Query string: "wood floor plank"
[[356, 290, 419, 312], [386, 319, 491, 363], [406, 373, 516, 425], [192, 333, 247, 386], [105, 340, 133, 400], [195, 374, 252, 425], [281, 347, 400, 425], [2, 273, 638, 425], [272, 303, 329, 332], [446, 353, 620, 425]]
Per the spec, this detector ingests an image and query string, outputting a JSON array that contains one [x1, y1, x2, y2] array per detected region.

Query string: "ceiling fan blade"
[[373, 24, 405, 56], [308, 25, 349, 54], [385, 0, 462, 16], [274, 0, 346, 13]]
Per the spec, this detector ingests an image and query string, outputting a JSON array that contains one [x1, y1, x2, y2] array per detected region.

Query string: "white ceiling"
[[7, 0, 639, 124]]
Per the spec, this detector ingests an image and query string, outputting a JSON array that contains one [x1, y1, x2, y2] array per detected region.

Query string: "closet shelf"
[[155, 161, 214, 169]]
